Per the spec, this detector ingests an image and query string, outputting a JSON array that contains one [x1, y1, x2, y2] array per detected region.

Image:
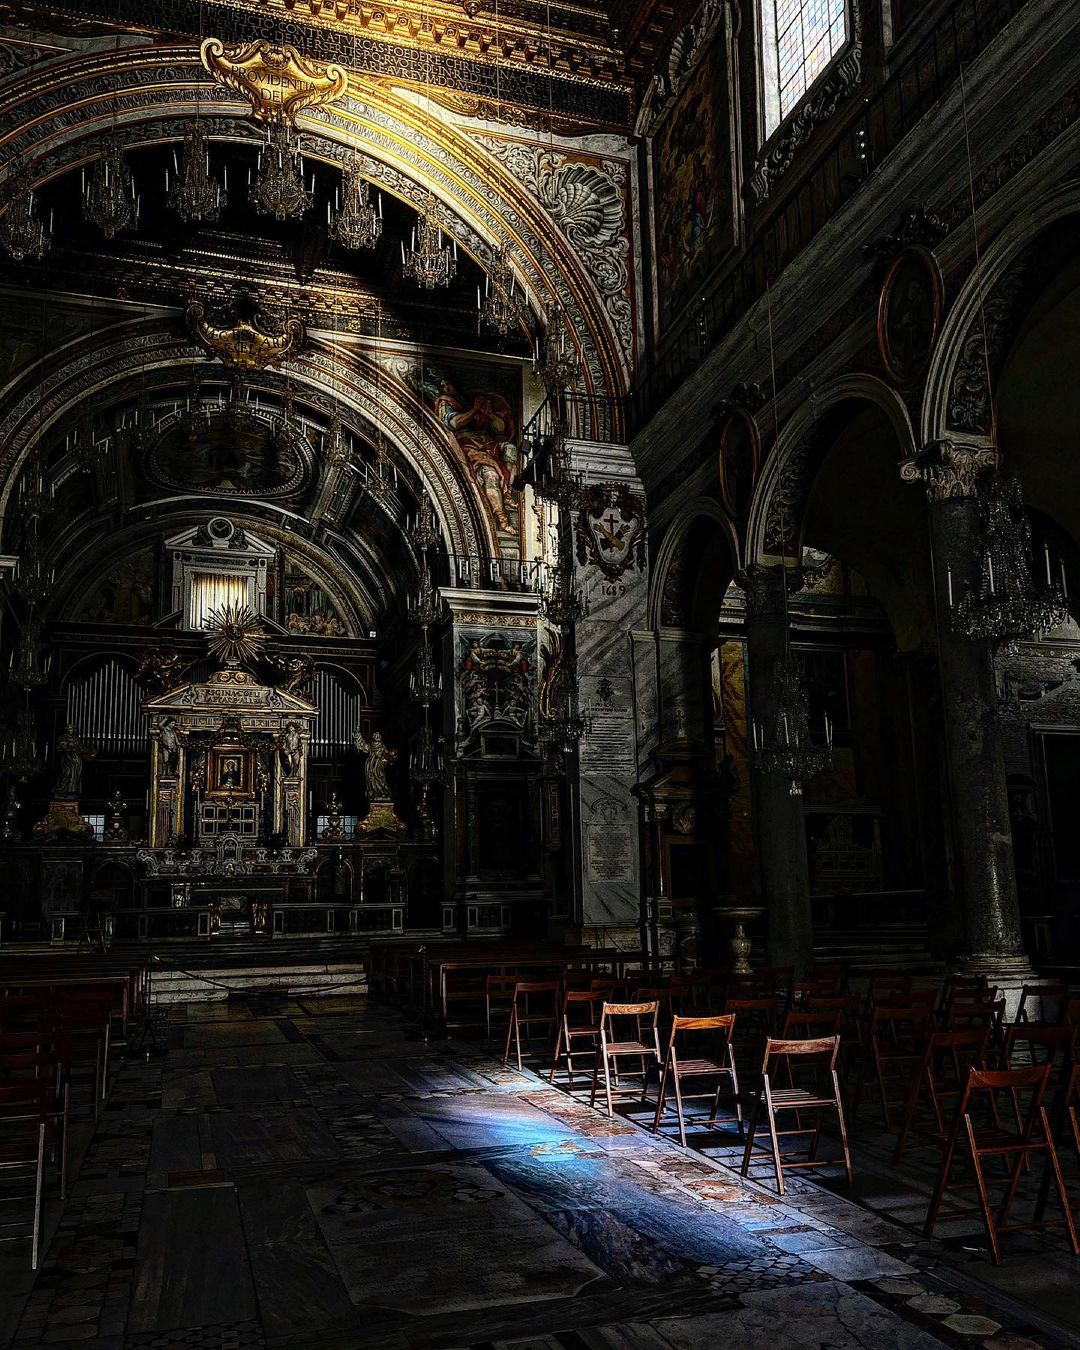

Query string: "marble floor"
[[1, 995, 1079, 1350]]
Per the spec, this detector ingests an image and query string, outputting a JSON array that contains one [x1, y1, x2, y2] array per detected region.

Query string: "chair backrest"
[[782, 1009, 841, 1038], [762, 1034, 840, 1073], [920, 1025, 990, 1075], [959, 1062, 1053, 1128], [869, 1004, 933, 1047], [602, 1000, 659, 1030], [888, 988, 937, 1009], [1016, 983, 1070, 1024], [868, 972, 912, 1004], [1005, 1021, 1077, 1067], [0, 1077, 49, 1121], [485, 974, 517, 996], [947, 996, 1005, 1030], [724, 995, 776, 1014], [668, 1012, 735, 1052], [562, 989, 601, 1020], [512, 980, 560, 1001]]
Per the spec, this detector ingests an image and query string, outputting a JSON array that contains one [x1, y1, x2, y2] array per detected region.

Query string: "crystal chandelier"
[[949, 472, 1068, 644], [167, 122, 225, 223], [1, 706, 46, 781], [0, 161, 51, 261], [478, 246, 520, 338], [752, 654, 833, 797], [82, 137, 139, 239], [329, 155, 382, 250], [9, 615, 50, 689], [540, 553, 588, 628], [533, 304, 579, 397], [402, 194, 457, 289], [249, 123, 310, 222]]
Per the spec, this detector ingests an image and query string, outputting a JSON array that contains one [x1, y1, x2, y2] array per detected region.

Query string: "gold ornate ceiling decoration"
[[200, 38, 349, 123], [187, 301, 306, 370]]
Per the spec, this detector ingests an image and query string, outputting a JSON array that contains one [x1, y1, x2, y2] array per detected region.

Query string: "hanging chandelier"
[[329, 155, 382, 250], [1, 707, 46, 782], [9, 615, 50, 689], [540, 553, 588, 628], [249, 123, 311, 222], [950, 472, 1068, 644], [533, 304, 579, 397], [478, 246, 520, 338], [0, 161, 51, 261], [402, 193, 457, 289], [752, 653, 833, 797], [82, 136, 139, 239], [167, 122, 226, 223], [538, 636, 592, 758]]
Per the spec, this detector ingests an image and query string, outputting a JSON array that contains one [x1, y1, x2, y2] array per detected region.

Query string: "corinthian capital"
[[899, 440, 999, 501]]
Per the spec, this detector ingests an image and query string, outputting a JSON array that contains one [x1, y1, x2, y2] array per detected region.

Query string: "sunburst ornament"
[[205, 603, 266, 668]]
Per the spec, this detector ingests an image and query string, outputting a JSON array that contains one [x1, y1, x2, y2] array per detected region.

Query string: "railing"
[[626, 0, 1031, 436], [445, 554, 548, 593], [270, 902, 403, 937]]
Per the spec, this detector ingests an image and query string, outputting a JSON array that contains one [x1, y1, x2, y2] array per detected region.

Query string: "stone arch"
[[0, 44, 629, 397], [0, 318, 496, 566], [746, 374, 917, 567], [922, 179, 1080, 445], [648, 498, 739, 629]]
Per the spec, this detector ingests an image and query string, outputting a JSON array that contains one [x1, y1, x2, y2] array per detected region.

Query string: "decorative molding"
[[865, 204, 947, 268], [738, 562, 800, 618], [898, 439, 999, 501], [762, 427, 824, 556], [201, 38, 349, 124], [946, 251, 1030, 435], [633, 0, 728, 138], [478, 139, 633, 366], [187, 300, 306, 372], [749, 1, 863, 204]]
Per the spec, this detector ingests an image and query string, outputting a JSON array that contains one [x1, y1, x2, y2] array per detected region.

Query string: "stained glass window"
[[762, 0, 847, 133]]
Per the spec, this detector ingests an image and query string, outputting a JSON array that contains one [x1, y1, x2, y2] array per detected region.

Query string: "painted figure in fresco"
[[352, 727, 397, 801], [279, 720, 303, 776], [433, 379, 518, 533], [54, 724, 96, 797], [158, 717, 182, 775]]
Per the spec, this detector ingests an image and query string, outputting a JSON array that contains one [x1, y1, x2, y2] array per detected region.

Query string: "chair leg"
[[60, 1082, 70, 1201], [965, 1115, 1002, 1266], [740, 1094, 760, 1178], [764, 1079, 785, 1195], [514, 1010, 524, 1071], [1042, 1108, 1080, 1257], [503, 1007, 515, 1067], [652, 1055, 670, 1135], [603, 1049, 614, 1118], [589, 1040, 602, 1109], [672, 1069, 688, 1148], [32, 1121, 45, 1271], [834, 1071, 854, 1188], [549, 1021, 565, 1084]]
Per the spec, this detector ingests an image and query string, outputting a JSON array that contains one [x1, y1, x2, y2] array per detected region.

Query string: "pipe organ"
[[66, 659, 147, 754]]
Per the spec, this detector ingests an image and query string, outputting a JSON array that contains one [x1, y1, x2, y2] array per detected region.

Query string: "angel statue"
[[352, 725, 397, 801]]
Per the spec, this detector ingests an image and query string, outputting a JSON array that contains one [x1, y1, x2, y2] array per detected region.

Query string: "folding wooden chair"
[[860, 1003, 933, 1128], [590, 1001, 661, 1118], [781, 1009, 841, 1040], [892, 1026, 989, 1164], [503, 981, 559, 1070], [865, 972, 912, 1010], [0, 1045, 69, 1200], [483, 975, 516, 1047], [652, 1013, 742, 1147], [924, 1063, 1080, 1265], [939, 973, 989, 1021], [0, 1079, 49, 1269], [740, 1035, 852, 1195], [549, 989, 602, 1086]]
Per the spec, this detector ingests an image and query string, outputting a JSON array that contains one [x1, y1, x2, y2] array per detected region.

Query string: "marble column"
[[900, 441, 1031, 985], [565, 442, 649, 946], [742, 564, 813, 974]]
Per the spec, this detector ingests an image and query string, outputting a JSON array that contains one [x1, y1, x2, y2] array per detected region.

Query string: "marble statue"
[[279, 719, 303, 776]]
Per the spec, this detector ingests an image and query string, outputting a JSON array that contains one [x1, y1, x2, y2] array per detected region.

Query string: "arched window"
[[761, 0, 848, 136]]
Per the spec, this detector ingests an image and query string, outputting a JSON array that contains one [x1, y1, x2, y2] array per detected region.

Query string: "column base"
[[956, 952, 1035, 1019]]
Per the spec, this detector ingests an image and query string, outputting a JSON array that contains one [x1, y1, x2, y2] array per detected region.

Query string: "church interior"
[[3, 0, 1080, 1345]]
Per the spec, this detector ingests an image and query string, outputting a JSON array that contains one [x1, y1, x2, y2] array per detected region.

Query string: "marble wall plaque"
[[580, 676, 635, 773], [586, 823, 635, 883]]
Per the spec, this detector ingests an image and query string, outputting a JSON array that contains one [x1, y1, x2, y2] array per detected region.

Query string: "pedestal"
[[33, 798, 94, 841], [356, 800, 407, 836]]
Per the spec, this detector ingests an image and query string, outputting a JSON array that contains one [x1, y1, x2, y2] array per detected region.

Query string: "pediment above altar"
[[144, 667, 317, 717]]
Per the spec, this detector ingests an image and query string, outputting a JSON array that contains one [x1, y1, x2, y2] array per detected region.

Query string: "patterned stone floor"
[[1, 994, 1078, 1349]]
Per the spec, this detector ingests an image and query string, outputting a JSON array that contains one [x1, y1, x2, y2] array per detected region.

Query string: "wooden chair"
[[549, 990, 602, 1086], [892, 1026, 990, 1164], [807, 994, 865, 1083], [503, 981, 560, 1070], [740, 1035, 852, 1195], [652, 1013, 742, 1147], [590, 1001, 661, 1118], [0, 1044, 69, 1200], [781, 1009, 841, 1040], [939, 973, 988, 1020], [865, 972, 912, 1010], [861, 1003, 933, 1128], [946, 994, 1006, 1056], [924, 1063, 1080, 1265], [0, 1078, 49, 1269]]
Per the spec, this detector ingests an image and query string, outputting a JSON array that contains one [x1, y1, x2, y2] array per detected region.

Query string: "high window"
[[761, 0, 848, 135]]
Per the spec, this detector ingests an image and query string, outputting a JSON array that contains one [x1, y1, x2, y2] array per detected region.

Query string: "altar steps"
[[813, 923, 940, 973], [145, 937, 370, 1005]]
